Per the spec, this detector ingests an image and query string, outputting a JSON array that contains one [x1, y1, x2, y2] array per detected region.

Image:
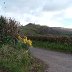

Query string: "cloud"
[[53, 6, 72, 21], [50, 6, 72, 28], [0, 5, 5, 15], [2, 0, 44, 13], [43, 0, 72, 11], [2, 0, 72, 14], [64, 6, 72, 18], [0, 0, 72, 28], [36, 11, 64, 27]]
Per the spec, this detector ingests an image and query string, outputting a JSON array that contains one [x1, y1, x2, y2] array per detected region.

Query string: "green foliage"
[[20, 23, 72, 36], [27, 35, 72, 44], [0, 16, 19, 46], [14, 41, 28, 50], [0, 16, 31, 72], [0, 44, 47, 72], [0, 16, 47, 72], [0, 45, 31, 72], [33, 40, 72, 53]]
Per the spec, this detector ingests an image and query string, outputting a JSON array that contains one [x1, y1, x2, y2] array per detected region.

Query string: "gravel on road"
[[30, 47, 72, 72]]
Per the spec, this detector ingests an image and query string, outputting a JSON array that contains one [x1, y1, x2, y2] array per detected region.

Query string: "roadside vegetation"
[[0, 16, 47, 72], [27, 35, 72, 53], [33, 40, 72, 53], [19, 23, 72, 53]]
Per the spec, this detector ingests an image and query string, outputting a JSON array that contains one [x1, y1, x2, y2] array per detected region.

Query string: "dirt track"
[[30, 47, 72, 72]]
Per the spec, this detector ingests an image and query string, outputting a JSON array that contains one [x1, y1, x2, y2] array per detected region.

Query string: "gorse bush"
[[0, 16, 19, 46], [13, 35, 32, 50], [18, 35, 32, 47]]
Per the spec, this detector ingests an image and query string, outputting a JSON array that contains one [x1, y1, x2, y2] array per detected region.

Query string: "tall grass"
[[33, 40, 72, 53], [0, 44, 47, 72], [0, 45, 31, 72]]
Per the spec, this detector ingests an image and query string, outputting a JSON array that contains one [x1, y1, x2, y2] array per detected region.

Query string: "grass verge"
[[0, 45, 31, 72], [30, 57, 48, 72], [33, 40, 72, 53], [0, 44, 48, 72]]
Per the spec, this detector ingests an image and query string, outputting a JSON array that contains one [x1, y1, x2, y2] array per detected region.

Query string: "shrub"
[[0, 16, 20, 46], [27, 35, 72, 44]]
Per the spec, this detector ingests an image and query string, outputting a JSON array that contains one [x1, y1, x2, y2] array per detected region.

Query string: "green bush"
[[33, 40, 72, 53], [0, 16, 19, 46], [14, 40, 28, 50], [27, 35, 72, 44]]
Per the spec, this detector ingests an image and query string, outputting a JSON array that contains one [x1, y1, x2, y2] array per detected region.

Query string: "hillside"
[[20, 23, 72, 36]]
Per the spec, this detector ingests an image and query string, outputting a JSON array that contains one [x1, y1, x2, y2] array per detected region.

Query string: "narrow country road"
[[29, 47, 72, 72]]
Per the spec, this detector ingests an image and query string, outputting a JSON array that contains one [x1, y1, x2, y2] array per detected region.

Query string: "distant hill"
[[19, 23, 72, 36]]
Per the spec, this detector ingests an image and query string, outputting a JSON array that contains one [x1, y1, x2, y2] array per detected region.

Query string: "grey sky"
[[0, 0, 72, 28], [43, 0, 72, 11], [2, 0, 71, 11]]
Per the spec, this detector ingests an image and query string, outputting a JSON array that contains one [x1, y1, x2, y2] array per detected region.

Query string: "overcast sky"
[[0, 0, 72, 28]]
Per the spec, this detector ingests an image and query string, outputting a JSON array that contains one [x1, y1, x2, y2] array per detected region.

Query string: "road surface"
[[30, 47, 72, 72]]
